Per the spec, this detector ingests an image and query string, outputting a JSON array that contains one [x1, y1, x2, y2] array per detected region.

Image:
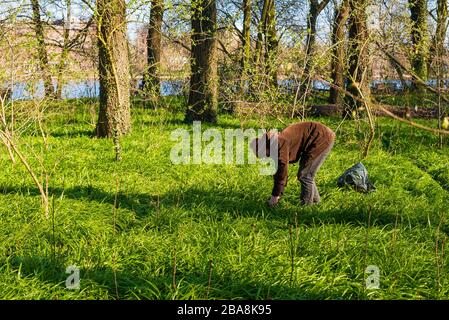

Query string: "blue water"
[[282, 79, 449, 92], [9, 79, 186, 100], [6, 78, 448, 100]]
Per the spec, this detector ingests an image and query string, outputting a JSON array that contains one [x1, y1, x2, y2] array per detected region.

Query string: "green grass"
[[374, 92, 447, 110], [0, 97, 449, 299]]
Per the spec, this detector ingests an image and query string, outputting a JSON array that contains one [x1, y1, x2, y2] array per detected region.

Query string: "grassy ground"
[[0, 97, 448, 299], [374, 92, 448, 110]]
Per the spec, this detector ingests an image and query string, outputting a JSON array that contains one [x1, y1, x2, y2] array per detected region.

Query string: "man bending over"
[[251, 122, 335, 207]]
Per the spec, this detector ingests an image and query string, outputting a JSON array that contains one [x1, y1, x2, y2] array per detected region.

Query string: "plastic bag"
[[337, 162, 376, 193]]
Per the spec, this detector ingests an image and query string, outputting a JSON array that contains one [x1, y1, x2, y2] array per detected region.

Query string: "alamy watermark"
[[65, 265, 80, 290], [170, 121, 278, 175], [365, 265, 380, 289]]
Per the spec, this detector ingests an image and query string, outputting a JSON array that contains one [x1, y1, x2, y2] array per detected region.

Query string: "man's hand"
[[268, 195, 280, 207]]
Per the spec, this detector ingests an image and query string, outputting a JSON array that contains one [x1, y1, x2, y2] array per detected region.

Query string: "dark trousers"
[[297, 141, 334, 205]]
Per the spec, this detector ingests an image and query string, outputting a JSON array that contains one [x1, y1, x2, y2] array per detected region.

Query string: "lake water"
[[6, 78, 448, 100], [8, 79, 186, 100]]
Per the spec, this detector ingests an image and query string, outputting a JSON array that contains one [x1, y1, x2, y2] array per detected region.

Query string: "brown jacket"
[[271, 122, 335, 196]]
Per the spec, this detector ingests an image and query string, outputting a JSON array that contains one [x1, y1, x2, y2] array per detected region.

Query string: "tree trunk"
[[329, 0, 349, 105], [241, 0, 252, 90], [255, 0, 270, 70], [254, 0, 277, 90], [96, 0, 131, 138], [56, 0, 72, 99], [345, 0, 370, 116], [30, 0, 54, 98], [301, 0, 330, 98], [408, 0, 429, 92], [249, 0, 271, 97], [185, 0, 218, 123], [265, 0, 278, 89], [433, 0, 448, 59], [434, 0, 448, 146], [143, 0, 164, 107], [301, 1, 318, 97]]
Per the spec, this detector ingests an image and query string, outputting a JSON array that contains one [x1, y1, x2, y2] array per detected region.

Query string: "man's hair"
[[251, 130, 278, 158]]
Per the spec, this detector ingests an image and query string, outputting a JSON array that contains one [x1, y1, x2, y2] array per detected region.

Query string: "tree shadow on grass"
[[2, 254, 71, 296], [159, 186, 446, 231], [136, 118, 248, 130], [3, 253, 351, 299], [49, 128, 94, 138], [1, 183, 447, 234], [0, 184, 156, 218]]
